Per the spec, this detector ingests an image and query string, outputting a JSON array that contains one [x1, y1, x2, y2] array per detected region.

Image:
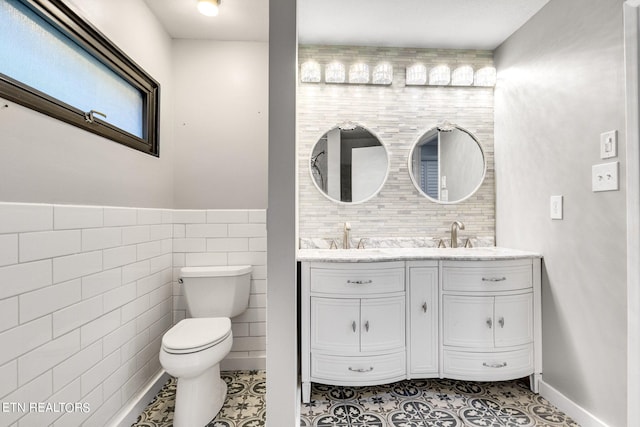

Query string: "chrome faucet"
[[450, 220, 465, 248], [343, 222, 351, 249]]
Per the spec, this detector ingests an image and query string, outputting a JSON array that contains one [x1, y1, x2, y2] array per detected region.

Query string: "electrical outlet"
[[592, 162, 619, 192]]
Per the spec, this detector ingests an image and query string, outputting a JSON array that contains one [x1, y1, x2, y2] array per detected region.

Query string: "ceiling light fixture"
[[325, 62, 346, 84], [451, 65, 474, 86], [348, 63, 370, 84], [300, 61, 321, 83], [429, 65, 451, 86], [474, 66, 497, 87], [406, 64, 427, 85], [372, 63, 393, 85], [197, 0, 220, 17]]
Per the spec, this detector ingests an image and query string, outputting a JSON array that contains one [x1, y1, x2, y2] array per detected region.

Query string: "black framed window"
[[0, 0, 160, 156]]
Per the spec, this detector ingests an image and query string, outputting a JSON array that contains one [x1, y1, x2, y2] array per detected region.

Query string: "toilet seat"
[[162, 318, 231, 354]]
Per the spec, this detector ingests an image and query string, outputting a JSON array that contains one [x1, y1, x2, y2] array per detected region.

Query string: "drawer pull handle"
[[348, 366, 374, 373], [352, 321, 356, 332], [486, 318, 493, 328], [498, 317, 505, 328], [365, 320, 370, 332], [483, 362, 508, 368], [482, 277, 507, 282], [422, 302, 428, 313], [346, 280, 373, 285]]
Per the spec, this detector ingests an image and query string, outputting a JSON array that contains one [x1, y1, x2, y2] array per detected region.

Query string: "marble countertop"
[[297, 246, 542, 262]]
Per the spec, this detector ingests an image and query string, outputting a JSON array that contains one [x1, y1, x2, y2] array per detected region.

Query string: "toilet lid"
[[162, 318, 231, 354]]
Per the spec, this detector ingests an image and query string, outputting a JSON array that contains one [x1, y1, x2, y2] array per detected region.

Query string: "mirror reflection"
[[408, 124, 485, 203], [310, 123, 389, 203]]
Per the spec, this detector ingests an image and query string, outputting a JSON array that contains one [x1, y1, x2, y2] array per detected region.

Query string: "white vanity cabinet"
[[301, 261, 406, 403], [441, 259, 541, 391], [299, 250, 542, 403]]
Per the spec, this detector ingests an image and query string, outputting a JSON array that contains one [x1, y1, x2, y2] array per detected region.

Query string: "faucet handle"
[[437, 239, 447, 248], [329, 239, 338, 249], [357, 238, 366, 249], [464, 238, 473, 248]]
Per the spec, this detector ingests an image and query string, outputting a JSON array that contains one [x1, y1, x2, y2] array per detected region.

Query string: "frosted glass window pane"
[[0, 0, 143, 137]]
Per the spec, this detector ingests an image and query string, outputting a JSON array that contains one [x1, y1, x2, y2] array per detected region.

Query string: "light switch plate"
[[592, 161, 619, 192], [550, 195, 563, 219], [600, 130, 617, 159]]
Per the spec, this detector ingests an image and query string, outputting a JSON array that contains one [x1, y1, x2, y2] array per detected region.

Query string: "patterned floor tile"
[[300, 378, 581, 427], [136, 373, 579, 427]]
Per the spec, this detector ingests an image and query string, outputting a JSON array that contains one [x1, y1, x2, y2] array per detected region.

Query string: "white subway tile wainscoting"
[[0, 202, 267, 427]]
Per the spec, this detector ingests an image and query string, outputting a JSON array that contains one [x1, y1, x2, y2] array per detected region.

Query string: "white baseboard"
[[109, 369, 170, 427], [221, 355, 266, 371], [539, 379, 609, 427]]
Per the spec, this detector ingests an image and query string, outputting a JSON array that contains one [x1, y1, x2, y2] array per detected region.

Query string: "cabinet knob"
[[422, 302, 428, 313], [352, 321, 356, 332], [364, 320, 370, 332], [486, 318, 493, 328], [498, 317, 505, 328], [346, 279, 373, 285]]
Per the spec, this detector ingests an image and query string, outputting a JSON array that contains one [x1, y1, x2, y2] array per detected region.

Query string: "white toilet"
[[159, 265, 252, 427]]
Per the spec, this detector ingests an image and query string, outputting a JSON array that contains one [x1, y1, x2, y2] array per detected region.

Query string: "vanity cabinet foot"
[[302, 381, 311, 404], [530, 373, 541, 393]]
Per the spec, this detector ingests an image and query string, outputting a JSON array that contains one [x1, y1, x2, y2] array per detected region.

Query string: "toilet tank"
[[180, 265, 252, 318]]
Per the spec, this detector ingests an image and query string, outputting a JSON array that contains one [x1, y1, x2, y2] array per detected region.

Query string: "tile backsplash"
[[298, 45, 496, 244], [0, 202, 266, 426]]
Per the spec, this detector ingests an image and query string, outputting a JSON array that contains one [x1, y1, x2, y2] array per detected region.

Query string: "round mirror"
[[408, 123, 486, 204], [310, 123, 389, 203]]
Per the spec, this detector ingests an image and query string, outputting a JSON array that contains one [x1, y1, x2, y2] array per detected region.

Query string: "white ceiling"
[[144, 0, 549, 50], [143, 0, 269, 41]]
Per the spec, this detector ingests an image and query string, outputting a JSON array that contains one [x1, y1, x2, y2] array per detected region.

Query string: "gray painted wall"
[[266, 0, 299, 425], [0, 0, 175, 208], [494, 0, 627, 425], [172, 40, 268, 209]]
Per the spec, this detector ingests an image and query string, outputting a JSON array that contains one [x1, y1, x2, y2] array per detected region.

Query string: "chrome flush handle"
[[482, 277, 507, 282], [347, 280, 373, 285], [483, 362, 507, 368], [348, 366, 374, 372]]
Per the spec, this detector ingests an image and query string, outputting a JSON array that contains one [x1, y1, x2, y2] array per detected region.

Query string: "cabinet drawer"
[[442, 347, 533, 381], [310, 262, 404, 295], [311, 351, 406, 385], [442, 260, 532, 292]]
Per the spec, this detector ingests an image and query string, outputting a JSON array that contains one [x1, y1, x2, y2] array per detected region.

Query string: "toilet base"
[[173, 363, 227, 427]]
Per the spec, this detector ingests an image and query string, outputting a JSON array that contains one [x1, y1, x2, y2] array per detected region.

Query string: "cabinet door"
[[443, 295, 494, 348], [311, 297, 360, 353], [494, 293, 533, 347], [360, 296, 405, 353], [408, 267, 438, 375]]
